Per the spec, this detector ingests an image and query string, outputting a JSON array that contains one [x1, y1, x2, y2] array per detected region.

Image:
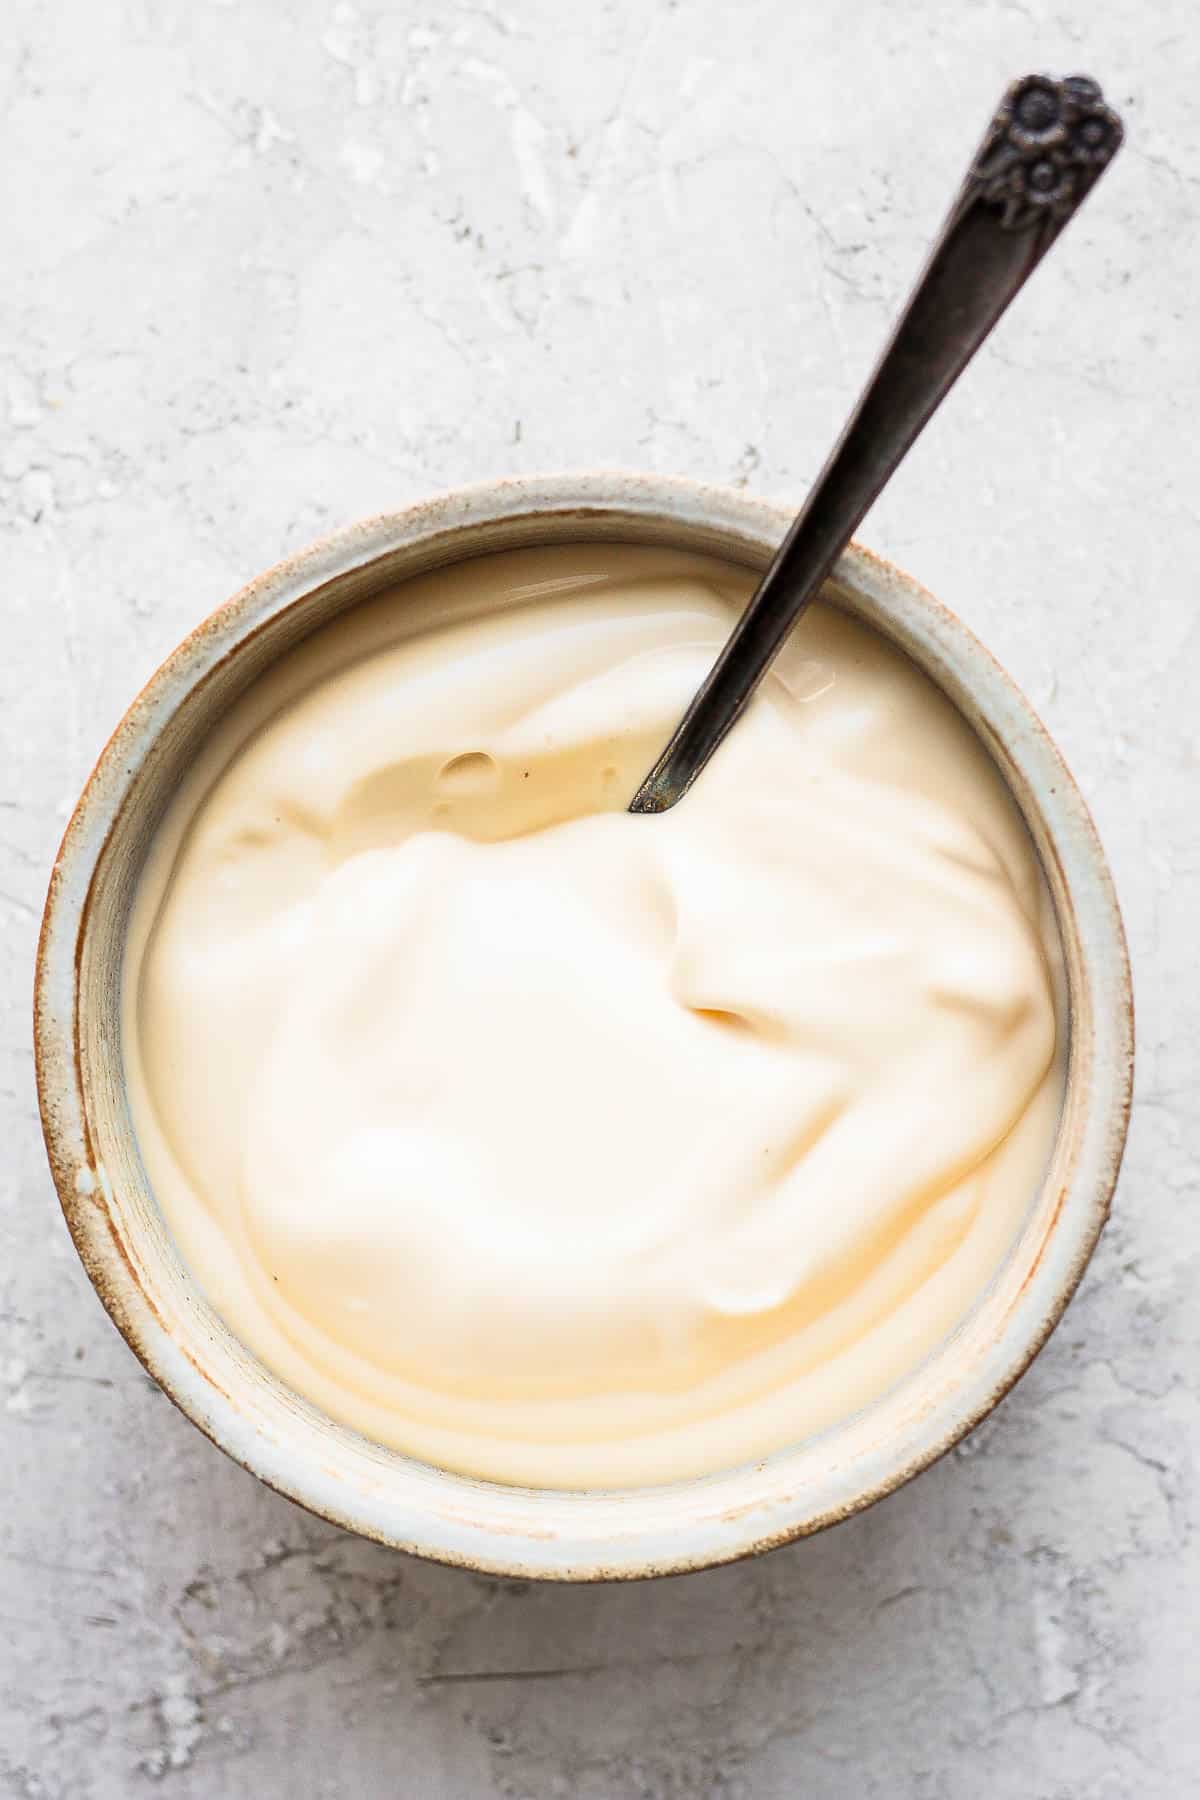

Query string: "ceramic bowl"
[[34, 473, 1133, 1579]]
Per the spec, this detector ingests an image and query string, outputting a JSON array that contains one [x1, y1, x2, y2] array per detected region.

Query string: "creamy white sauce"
[[123, 544, 1063, 1488]]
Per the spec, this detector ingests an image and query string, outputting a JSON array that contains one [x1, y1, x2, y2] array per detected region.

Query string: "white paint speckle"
[[7, 372, 43, 428], [253, 108, 292, 155], [143, 1673, 204, 1777], [338, 141, 384, 186], [18, 468, 54, 519], [3, 1356, 29, 1397], [510, 108, 554, 225], [322, 4, 377, 106]]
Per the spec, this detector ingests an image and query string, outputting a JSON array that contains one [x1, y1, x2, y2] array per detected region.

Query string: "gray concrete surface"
[[2, 2, 1197, 1794]]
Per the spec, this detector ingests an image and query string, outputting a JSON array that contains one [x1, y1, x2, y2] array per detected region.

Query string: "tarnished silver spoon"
[[628, 73, 1124, 815]]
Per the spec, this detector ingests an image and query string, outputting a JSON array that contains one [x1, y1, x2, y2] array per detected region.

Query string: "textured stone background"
[[2, 1, 1196, 1794]]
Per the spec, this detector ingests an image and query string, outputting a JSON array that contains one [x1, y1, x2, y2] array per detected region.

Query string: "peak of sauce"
[[123, 545, 1063, 1487]]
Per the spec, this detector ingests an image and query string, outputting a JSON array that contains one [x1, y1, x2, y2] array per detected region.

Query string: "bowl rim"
[[34, 471, 1134, 1579]]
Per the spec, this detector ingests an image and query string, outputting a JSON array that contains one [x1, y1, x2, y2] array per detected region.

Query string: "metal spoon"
[[628, 73, 1124, 814]]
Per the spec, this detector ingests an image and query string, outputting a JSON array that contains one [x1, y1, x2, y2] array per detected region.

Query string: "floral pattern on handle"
[[971, 75, 1124, 230]]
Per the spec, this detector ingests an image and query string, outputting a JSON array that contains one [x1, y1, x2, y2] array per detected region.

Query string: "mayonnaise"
[[123, 544, 1063, 1487]]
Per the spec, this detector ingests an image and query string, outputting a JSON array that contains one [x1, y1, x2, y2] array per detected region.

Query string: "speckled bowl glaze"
[[34, 474, 1133, 1580]]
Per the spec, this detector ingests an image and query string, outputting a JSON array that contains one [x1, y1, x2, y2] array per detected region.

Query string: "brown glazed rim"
[[34, 473, 1133, 1580]]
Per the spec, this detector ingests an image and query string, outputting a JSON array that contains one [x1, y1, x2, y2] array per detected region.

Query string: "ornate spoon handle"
[[629, 74, 1124, 814]]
